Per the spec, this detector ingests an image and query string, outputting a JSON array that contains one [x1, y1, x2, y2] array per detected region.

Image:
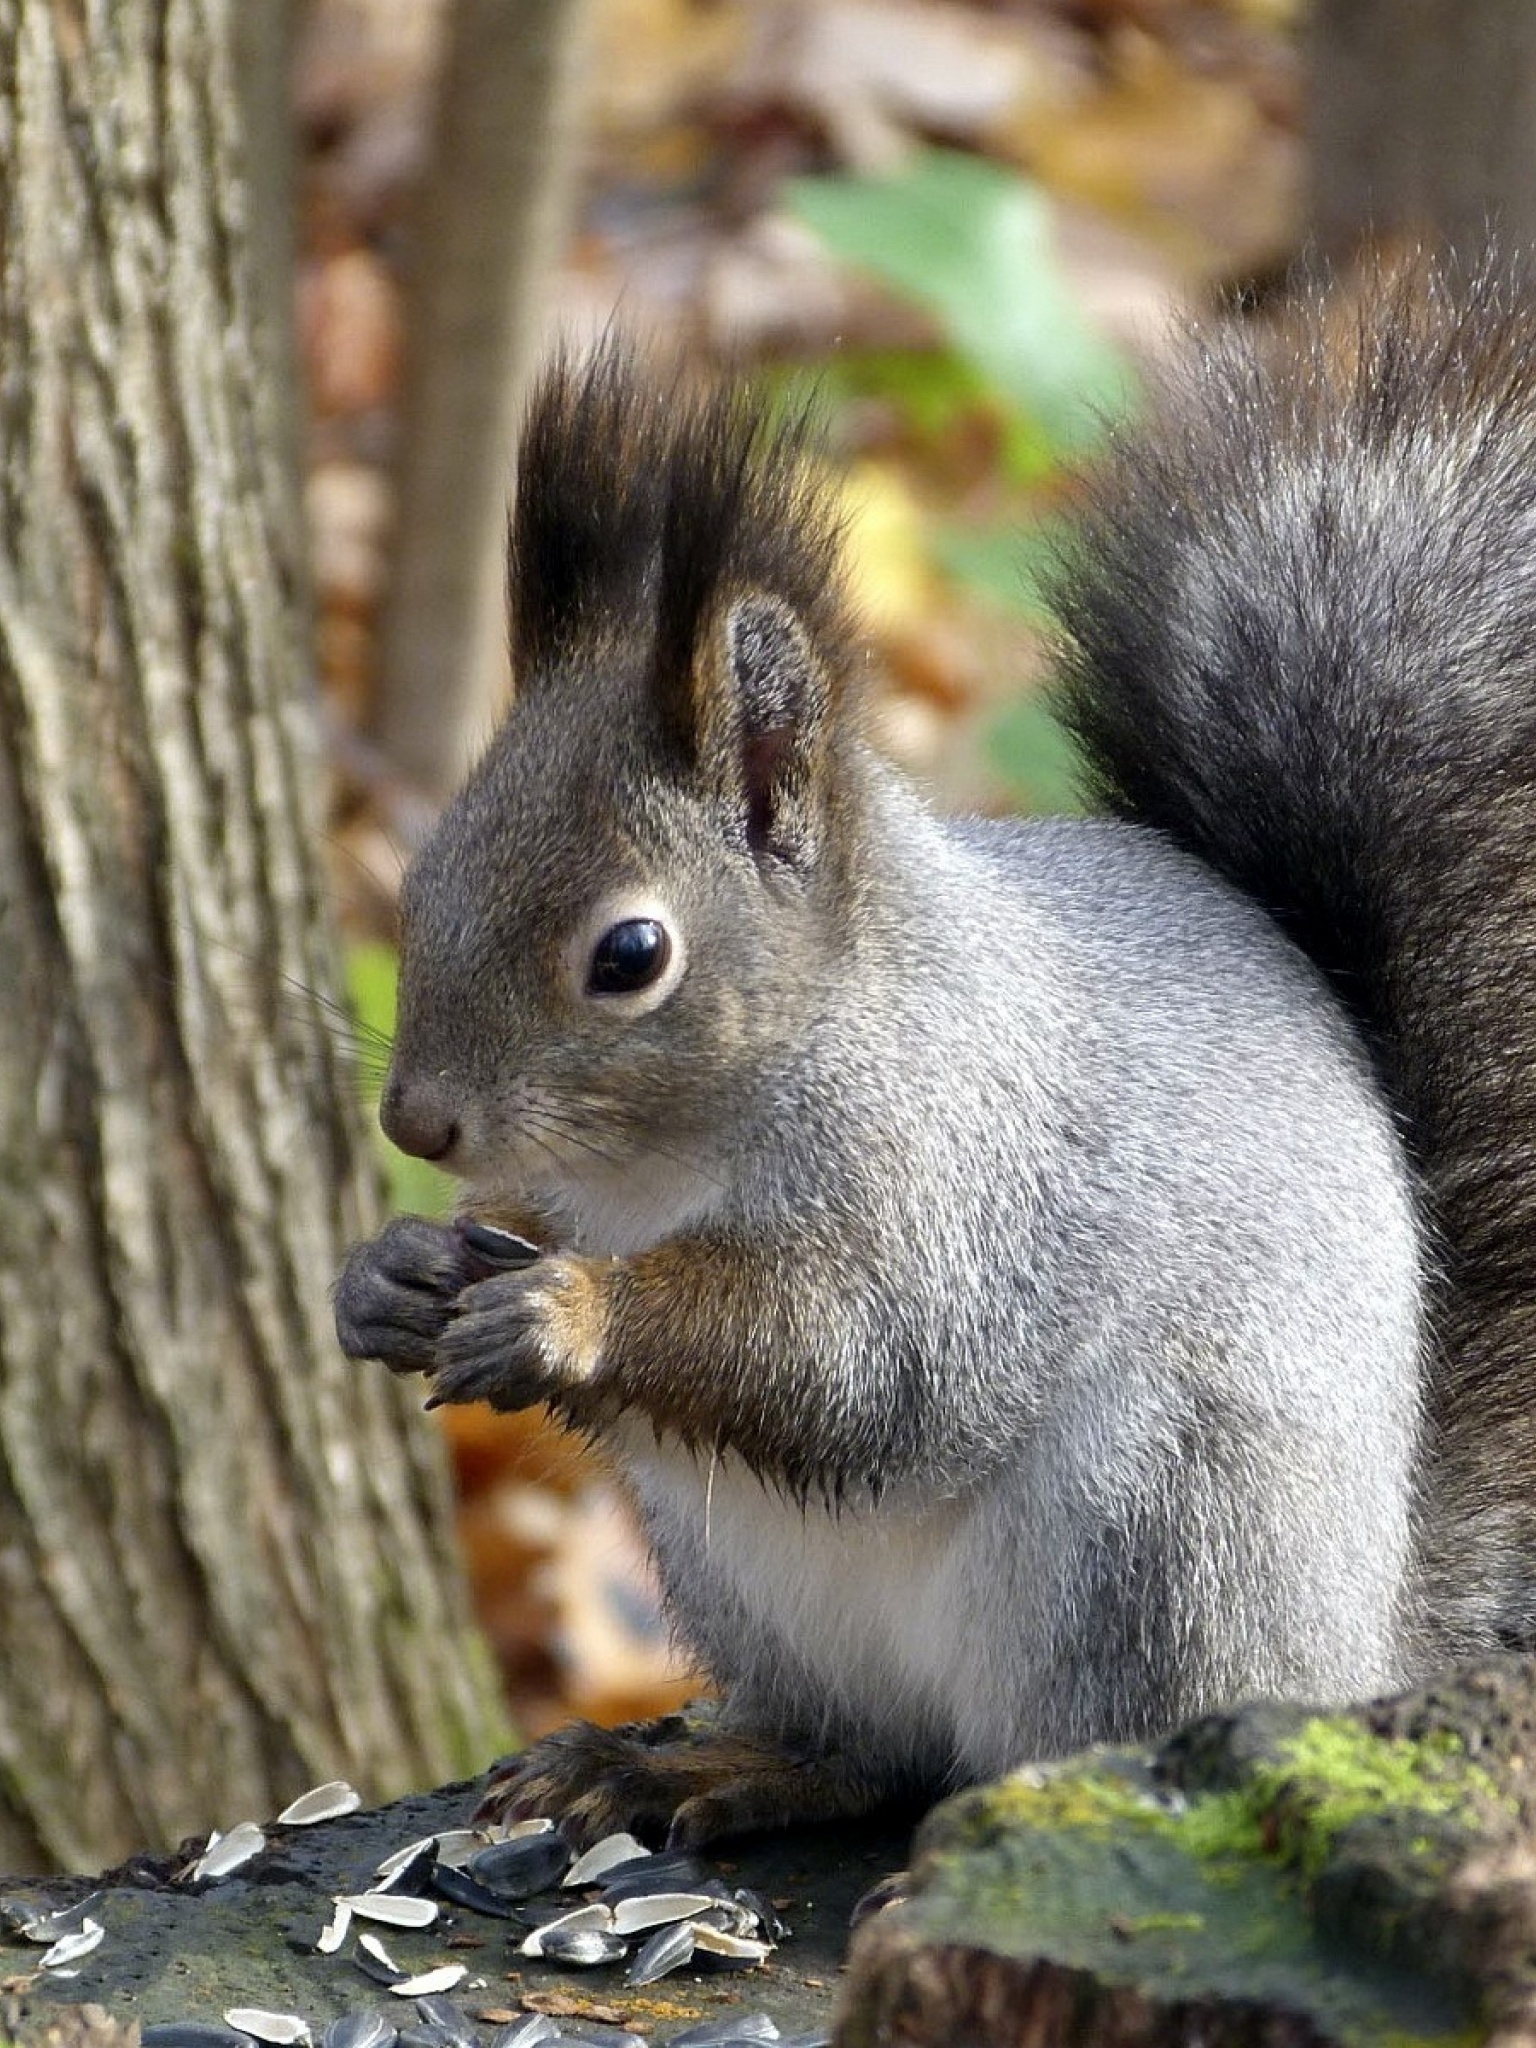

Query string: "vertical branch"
[[373, 0, 594, 803], [1310, 0, 1536, 262]]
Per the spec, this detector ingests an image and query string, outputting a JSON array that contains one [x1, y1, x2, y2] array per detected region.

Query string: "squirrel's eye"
[[588, 918, 672, 996]]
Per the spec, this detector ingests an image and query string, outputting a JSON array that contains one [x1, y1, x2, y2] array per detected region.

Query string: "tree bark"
[[1309, 0, 1536, 264], [0, 0, 505, 1873], [373, 0, 593, 805]]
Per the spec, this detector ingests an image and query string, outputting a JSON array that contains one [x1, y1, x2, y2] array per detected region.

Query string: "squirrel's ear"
[[715, 593, 831, 868]]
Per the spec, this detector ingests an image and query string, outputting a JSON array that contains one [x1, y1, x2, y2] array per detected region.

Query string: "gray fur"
[[617, 787, 1420, 1780]]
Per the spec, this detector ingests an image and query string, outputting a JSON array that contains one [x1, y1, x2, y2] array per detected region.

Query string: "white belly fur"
[[612, 1423, 982, 1775]]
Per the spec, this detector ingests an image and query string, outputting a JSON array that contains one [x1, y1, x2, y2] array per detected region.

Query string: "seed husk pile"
[[330, 1819, 788, 2002], [1, 1785, 826, 2048], [315, 1817, 814, 2044]]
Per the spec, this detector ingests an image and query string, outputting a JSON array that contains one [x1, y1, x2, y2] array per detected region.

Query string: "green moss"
[[1247, 1717, 1501, 1880], [1111, 1910, 1208, 1936], [958, 1713, 1499, 1891], [957, 1758, 1267, 1872], [965, 1763, 1174, 1842]]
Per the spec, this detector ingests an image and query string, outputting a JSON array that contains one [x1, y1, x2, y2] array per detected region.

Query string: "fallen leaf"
[[522, 1993, 633, 2025]]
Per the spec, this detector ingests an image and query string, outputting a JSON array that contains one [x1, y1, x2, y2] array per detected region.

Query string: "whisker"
[[532, 1104, 734, 1196]]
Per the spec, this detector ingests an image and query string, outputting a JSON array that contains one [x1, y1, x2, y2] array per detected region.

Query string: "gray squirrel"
[[335, 265, 1536, 1848]]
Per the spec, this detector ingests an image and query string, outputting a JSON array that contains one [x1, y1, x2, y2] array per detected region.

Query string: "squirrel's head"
[[381, 347, 870, 1238]]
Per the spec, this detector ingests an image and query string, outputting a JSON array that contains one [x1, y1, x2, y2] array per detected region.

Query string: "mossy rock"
[[838, 1657, 1536, 2048]]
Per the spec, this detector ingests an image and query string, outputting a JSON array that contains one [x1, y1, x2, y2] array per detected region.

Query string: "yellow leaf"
[[838, 460, 933, 633]]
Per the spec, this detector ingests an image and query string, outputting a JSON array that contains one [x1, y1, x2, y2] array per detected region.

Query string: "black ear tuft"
[[507, 348, 670, 678], [507, 344, 860, 793], [649, 380, 853, 773], [726, 595, 828, 863]]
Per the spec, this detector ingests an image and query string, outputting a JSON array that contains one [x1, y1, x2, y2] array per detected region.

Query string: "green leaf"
[[786, 150, 1133, 454], [932, 519, 1065, 621], [988, 695, 1086, 816], [345, 939, 400, 1093], [792, 343, 1060, 483], [343, 940, 453, 1218]]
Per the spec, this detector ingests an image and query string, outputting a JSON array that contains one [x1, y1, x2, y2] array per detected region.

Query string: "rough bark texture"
[[0, 0, 505, 1875], [840, 1658, 1536, 2048], [1310, 0, 1536, 263], [373, 0, 593, 805]]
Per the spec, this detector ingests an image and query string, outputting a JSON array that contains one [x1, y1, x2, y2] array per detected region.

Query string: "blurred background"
[[301, 0, 1528, 1749], [5, 0, 1531, 1878]]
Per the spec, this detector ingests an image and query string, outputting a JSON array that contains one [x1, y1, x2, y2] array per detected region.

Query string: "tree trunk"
[[1309, 0, 1536, 264], [0, 0, 505, 1874], [373, 0, 593, 805]]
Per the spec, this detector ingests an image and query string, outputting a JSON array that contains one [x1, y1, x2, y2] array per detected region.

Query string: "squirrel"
[[335, 263, 1536, 1850]]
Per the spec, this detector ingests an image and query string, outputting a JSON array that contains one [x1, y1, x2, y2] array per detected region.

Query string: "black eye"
[[587, 918, 672, 996]]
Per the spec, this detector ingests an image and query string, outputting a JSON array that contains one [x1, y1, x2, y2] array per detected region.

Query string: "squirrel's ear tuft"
[[643, 376, 858, 865], [724, 594, 831, 866]]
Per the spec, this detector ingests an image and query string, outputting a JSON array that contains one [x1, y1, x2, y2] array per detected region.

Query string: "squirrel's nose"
[[380, 1069, 460, 1162]]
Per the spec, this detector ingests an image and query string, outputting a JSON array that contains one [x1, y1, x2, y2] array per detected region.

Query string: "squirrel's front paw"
[[425, 1256, 610, 1415], [334, 1216, 473, 1372], [475, 1710, 884, 1850]]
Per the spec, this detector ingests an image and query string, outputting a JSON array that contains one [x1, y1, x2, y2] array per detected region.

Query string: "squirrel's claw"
[[474, 1710, 886, 1850], [427, 1259, 609, 1414], [334, 1215, 471, 1372]]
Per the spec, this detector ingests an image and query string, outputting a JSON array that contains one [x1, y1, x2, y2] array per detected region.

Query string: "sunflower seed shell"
[[224, 2010, 311, 2046], [457, 1221, 541, 1269], [277, 1780, 362, 1826], [487, 2021, 559, 2048], [668, 2019, 780, 2047], [489, 1816, 557, 1841], [561, 1834, 648, 1887], [320, 2014, 397, 2048], [315, 1901, 353, 1954], [410, 1995, 473, 2043], [142, 2025, 258, 2048], [354, 1954, 406, 1990], [517, 1903, 615, 1957], [624, 1918, 695, 1985], [612, 1892, 726, 1936], [357, 1932, 402, 1978], [41, 1919, 105, 1968], [0, 1896, 43, 1939], [388, 1966, 467, 1998], [545, 2028, 646, 2048], [596, 1852, 705, 1901], [339, 1892, 440, 1930], [427, 1829, 487, 1869], [374, 1837, 444, 1883], [729, 1886, 789, 1941], [534, 1924, 628, 1967], [430, 1863, 515, 1919], [691, 1922, 773, 1964], [464, 1833, 571, 1899], [192, 1822, 267, 1883]]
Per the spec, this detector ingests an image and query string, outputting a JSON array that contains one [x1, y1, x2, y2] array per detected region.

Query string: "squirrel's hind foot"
[[474, 1706, 884, 1850]]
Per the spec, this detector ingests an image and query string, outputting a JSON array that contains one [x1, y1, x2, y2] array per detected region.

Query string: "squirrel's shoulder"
[[928, 804, 1330, 982], [845, 790, 1380, 1113]]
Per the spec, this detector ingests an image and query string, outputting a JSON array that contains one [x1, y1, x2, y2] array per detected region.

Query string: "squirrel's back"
[[1053, 262, 1536, 1649]]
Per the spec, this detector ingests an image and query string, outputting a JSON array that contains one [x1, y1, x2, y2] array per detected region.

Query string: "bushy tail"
[[1051, 262, 1536, 1649]]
